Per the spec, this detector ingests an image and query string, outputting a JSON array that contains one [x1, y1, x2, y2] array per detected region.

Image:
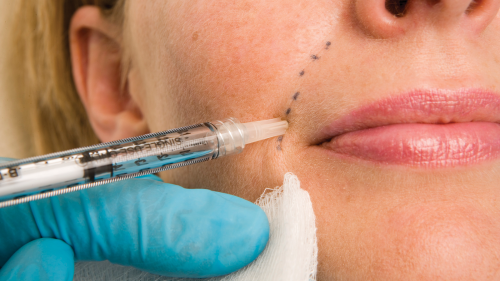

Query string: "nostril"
[[385, 0, 409, 17], [466, 0, 480, 14]]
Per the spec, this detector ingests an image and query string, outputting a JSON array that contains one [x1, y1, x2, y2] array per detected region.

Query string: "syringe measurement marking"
[[9, 169, 18, 178], [110, 137, 214, 164], [157, 154, 170, 161], [78, 136, 187, 166]]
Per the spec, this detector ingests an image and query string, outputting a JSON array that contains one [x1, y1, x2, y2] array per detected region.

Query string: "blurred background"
[[0, 0, 35, 159]]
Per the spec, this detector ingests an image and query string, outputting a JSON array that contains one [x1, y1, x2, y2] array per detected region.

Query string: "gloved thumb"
[[0, 238, 74, 281]]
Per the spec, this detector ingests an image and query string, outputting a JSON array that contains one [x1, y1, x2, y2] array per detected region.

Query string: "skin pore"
[[70, 0, 500, 280]]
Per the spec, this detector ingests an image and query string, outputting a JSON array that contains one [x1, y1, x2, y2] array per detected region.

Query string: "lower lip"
[[323, 122, 500, 168]]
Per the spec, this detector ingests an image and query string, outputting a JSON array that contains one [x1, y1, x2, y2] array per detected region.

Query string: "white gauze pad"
[[74, 173, 318, 281]]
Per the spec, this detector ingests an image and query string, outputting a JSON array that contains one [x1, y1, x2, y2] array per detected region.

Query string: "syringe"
[[0, 117, 288, 208]]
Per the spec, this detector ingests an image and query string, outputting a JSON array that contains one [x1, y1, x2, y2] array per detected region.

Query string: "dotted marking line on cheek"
[[278, 40, 334, 151], [276, 131, 284, 152], [286, 40, 333, 117]]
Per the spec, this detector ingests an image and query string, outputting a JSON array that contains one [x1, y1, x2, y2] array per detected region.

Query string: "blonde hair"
[[5, 0, 125, 155]]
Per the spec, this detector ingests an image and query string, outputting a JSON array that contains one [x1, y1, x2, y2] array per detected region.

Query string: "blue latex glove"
[[0, 157, 269, 280]]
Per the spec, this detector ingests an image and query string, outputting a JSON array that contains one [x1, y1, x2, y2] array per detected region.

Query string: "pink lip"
[[320, 89, 500, 168]]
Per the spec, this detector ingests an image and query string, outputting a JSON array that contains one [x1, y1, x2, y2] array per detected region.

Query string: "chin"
[[364, 202, 500, 280]]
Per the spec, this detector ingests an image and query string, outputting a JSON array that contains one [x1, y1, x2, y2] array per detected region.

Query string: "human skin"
[[70, 0, 500, 280]]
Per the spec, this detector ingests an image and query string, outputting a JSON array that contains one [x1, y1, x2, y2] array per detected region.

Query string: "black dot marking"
[[299, 70, 305, 76], [326, 41, 331, 49], [286, 108, 292, 115], [293, 92, 300, 100], [311, 55, 319, 60], [278, 136, 283, 142]]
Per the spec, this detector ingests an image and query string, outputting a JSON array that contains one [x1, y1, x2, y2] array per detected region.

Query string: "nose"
[[355, 0, 500, 38]]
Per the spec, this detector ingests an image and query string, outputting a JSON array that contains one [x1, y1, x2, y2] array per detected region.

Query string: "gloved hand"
[[0, 157, 269, 281]]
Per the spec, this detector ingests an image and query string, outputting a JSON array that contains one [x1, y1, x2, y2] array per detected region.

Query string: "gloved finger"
[[0, 176, 269, 278], [0, 238, 74, 281]]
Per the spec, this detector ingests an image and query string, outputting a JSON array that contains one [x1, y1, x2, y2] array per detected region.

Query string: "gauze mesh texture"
[[74, 173, 318, 281]]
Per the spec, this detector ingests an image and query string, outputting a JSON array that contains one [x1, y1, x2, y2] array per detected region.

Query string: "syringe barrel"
[[0, 118, 249, 206]]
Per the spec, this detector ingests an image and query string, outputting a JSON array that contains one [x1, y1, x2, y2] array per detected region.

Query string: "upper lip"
[[317, 88, 500, 144]]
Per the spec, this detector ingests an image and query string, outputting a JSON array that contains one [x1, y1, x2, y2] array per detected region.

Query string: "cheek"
[[159, 0, 338, 121]]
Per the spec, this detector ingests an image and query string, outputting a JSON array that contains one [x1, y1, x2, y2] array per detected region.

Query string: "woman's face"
[[123, 0, 500, 279]]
